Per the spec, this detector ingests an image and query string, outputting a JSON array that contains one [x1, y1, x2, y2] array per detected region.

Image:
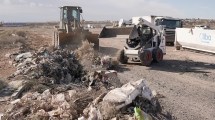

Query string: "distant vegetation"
[[183, 19, 215, 29], [1, 19, 215, 29]]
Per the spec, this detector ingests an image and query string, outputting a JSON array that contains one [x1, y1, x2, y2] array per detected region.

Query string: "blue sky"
[[0, 0, 214, 22]]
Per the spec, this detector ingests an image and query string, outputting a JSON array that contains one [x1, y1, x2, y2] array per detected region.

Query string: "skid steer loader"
[[100, 18, 166, 66], [53, 6, 99, 50]]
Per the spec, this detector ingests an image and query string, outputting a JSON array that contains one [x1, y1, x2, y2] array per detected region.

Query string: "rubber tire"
[[169, 42, 175, 46], [153, 48, 163, 62], [170, 42, 174, 46], [176, 46, 181, 50], [139, 49, 152, 66], [117, 50, 128, 64]]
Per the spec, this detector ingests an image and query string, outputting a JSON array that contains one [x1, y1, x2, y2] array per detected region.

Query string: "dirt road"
[[100, 38, 215, 120]]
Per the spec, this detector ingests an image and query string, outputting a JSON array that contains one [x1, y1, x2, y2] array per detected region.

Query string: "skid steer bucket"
[[99, 26, 135, 38]]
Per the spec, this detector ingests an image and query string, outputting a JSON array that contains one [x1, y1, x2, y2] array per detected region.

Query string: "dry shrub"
[[0, 36, 26, 49], [24, 79, 48, 93], [0, 30, 11, 37], [111, 57, 119, 68], [75, 41, 95, 60], [75, 41, 101, 71], [13, 37, 26, 44], [0, 79, 7, 90], [16, 31, 26, 37], [0, 30, 27, 49]]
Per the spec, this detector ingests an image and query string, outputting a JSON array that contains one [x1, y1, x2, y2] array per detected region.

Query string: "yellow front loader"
[[53, 6, 99, 50]]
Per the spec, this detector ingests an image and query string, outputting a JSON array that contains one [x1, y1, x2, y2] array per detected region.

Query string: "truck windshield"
[[157, 19, 182, 29]]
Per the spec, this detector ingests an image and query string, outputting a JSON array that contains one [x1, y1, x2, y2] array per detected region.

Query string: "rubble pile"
[[100, 55, 119, 70], [77, 79, 161, 120], [3, 43, 166, 119], [2, 69, 120, 119], [95, 79, 158, 120], [2, 77, 163, 120], [2, 89, 78, 119], [9, 48, 85, 85]]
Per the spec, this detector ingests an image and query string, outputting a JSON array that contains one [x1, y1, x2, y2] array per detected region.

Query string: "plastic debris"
[[134, 107, 153, 120], [103, 79, 147, 109]]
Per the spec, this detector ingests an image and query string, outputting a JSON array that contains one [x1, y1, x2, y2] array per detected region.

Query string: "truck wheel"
[[153, 48, 163, 62], [117, 50, 128, 64], [170, 42, 174, 46], [176, 46, 181, 50], [139, 50, 152, 66]]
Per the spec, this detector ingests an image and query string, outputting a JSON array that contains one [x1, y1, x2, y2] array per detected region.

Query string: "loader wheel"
[[153, 48, 163, 62], [117, 50, 128, 64], [138, 49, 152, 66]]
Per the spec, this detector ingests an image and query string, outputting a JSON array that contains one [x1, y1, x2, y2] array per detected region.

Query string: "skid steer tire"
[[139, 49, 152, 66], [117, 50, 128, 64], [153, 48, 163, 63]]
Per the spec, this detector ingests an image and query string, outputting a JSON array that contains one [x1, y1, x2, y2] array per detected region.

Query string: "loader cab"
[[59, 6, 83, 32]]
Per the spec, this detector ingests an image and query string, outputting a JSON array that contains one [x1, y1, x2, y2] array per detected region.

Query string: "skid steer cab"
[[117, 18, 166, 66], [53, 6, 99, 50]]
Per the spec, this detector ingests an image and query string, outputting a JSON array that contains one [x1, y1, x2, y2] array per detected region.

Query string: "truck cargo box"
[[175, 28, 215, 53]]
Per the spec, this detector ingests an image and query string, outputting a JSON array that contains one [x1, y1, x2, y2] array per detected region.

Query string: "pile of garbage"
[[2, 79, 162, 120], [2, 43, 168, 119], [8, 48, 85, 85]]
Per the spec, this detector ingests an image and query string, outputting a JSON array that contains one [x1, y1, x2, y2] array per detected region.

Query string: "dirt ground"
[[0, 26, 215, 120], [0, 26, 53, 79], [99, 38, 215, 120]]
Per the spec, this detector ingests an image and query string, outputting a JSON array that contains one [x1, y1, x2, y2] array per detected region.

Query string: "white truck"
[[132, 16, 182, 45], [118, 19, 132, 27], [175, 27, 215, 53]]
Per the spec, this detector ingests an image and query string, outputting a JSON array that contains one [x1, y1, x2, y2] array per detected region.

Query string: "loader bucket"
[[53, 31, 84, 49], [86, 33, 99, 50], [53, 31, 99, 50], [99, 26, 134, 38]]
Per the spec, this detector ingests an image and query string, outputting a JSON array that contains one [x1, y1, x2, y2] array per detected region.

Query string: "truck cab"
[[155, 17, 182, 44], [155, 17, 182, 29]]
